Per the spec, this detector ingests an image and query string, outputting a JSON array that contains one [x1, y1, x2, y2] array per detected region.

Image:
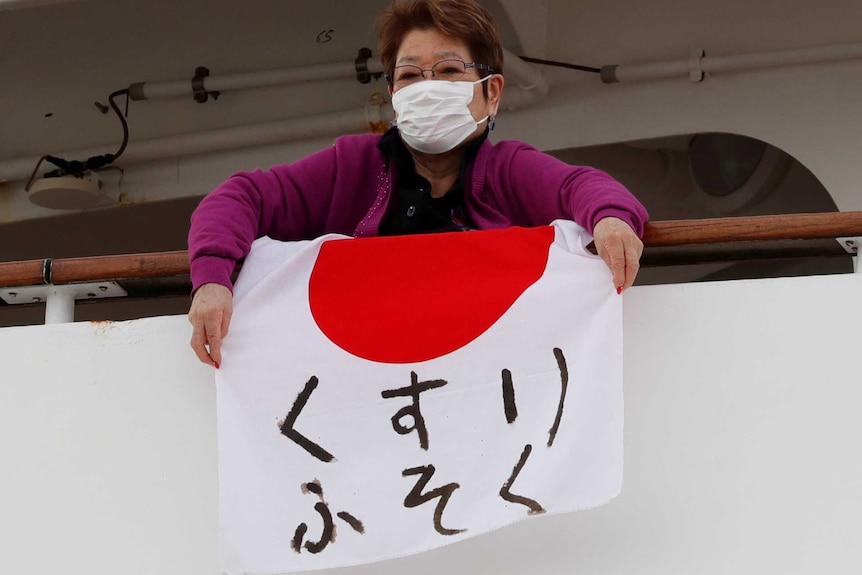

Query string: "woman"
[[188, 0, 649, 367]]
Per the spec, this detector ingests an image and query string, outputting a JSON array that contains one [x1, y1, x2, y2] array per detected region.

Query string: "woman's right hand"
[[189, 282, 233, 367]]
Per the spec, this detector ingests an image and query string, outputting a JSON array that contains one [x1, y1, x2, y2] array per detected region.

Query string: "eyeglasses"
[[385, 59, 496, 88]]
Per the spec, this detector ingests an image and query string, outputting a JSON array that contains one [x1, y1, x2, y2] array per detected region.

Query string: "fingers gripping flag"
[[216, 221, 624, 574]]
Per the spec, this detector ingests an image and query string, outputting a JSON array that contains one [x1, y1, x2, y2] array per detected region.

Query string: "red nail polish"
[[616, 286, 622, 294], [214, 361, 220, 369]]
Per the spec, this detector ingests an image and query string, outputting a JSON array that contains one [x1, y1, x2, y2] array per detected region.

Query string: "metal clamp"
[[355, 48, 382, 84], [192, 66, 220, 103]]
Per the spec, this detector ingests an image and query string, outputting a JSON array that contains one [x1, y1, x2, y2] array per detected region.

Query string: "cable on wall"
[[24, 89, 130, 191]]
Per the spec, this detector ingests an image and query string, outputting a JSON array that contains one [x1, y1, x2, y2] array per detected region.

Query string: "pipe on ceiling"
[[600, 41, 862, 84], [0, 0, 79, 10], [125, 48, 543, 102], [129, 60, 385, 101]]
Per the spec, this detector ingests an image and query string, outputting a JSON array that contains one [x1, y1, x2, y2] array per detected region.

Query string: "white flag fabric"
[[217, 220, 623, 574]]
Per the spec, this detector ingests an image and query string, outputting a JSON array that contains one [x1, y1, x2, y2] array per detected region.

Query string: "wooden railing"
[[641, 212, 862, 245], [1, 212, 861, 290]]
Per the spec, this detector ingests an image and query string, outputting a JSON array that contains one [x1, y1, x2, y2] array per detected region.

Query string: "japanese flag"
[[217, 220, 623, 574]]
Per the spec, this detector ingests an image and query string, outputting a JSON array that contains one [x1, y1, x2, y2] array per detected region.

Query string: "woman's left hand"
[[592, 216, 644, 293]]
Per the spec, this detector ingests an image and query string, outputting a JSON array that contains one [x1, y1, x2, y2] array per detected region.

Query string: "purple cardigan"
[[188, 133, 649, 292]]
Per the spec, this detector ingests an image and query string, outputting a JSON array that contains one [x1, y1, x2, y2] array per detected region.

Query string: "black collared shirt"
[[377, 126, 488, 236]]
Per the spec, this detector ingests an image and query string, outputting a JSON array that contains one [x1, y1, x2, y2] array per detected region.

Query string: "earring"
[[489, 116, 496, 131]]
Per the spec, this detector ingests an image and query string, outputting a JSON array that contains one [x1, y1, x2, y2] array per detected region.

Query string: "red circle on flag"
[[308, 226, 555, 363]]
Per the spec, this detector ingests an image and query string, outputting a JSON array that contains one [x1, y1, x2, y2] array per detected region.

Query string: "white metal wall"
[[2, 273, 860, 574]]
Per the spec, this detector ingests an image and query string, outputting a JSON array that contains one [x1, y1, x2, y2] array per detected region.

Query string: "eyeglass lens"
[[392, 59, 477, 86]]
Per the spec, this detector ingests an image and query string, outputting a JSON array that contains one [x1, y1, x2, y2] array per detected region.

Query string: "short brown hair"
[[376, 0, 504, 82]]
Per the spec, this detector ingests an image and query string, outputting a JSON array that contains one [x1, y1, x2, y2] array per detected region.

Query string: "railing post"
[[44, 287, 76, 324]]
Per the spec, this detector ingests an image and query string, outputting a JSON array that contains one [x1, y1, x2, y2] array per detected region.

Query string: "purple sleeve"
[[487, 141, 649, 236], [188, 145, 338, 292]]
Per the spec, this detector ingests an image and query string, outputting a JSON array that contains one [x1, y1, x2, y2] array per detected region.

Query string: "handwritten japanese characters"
[[279, 348, 569, 545], [381, 372, 448, 451], [291, 480, 364, 554]]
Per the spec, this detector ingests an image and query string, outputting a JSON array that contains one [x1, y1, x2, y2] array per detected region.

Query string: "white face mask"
[[391, 76, 492, 154]]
